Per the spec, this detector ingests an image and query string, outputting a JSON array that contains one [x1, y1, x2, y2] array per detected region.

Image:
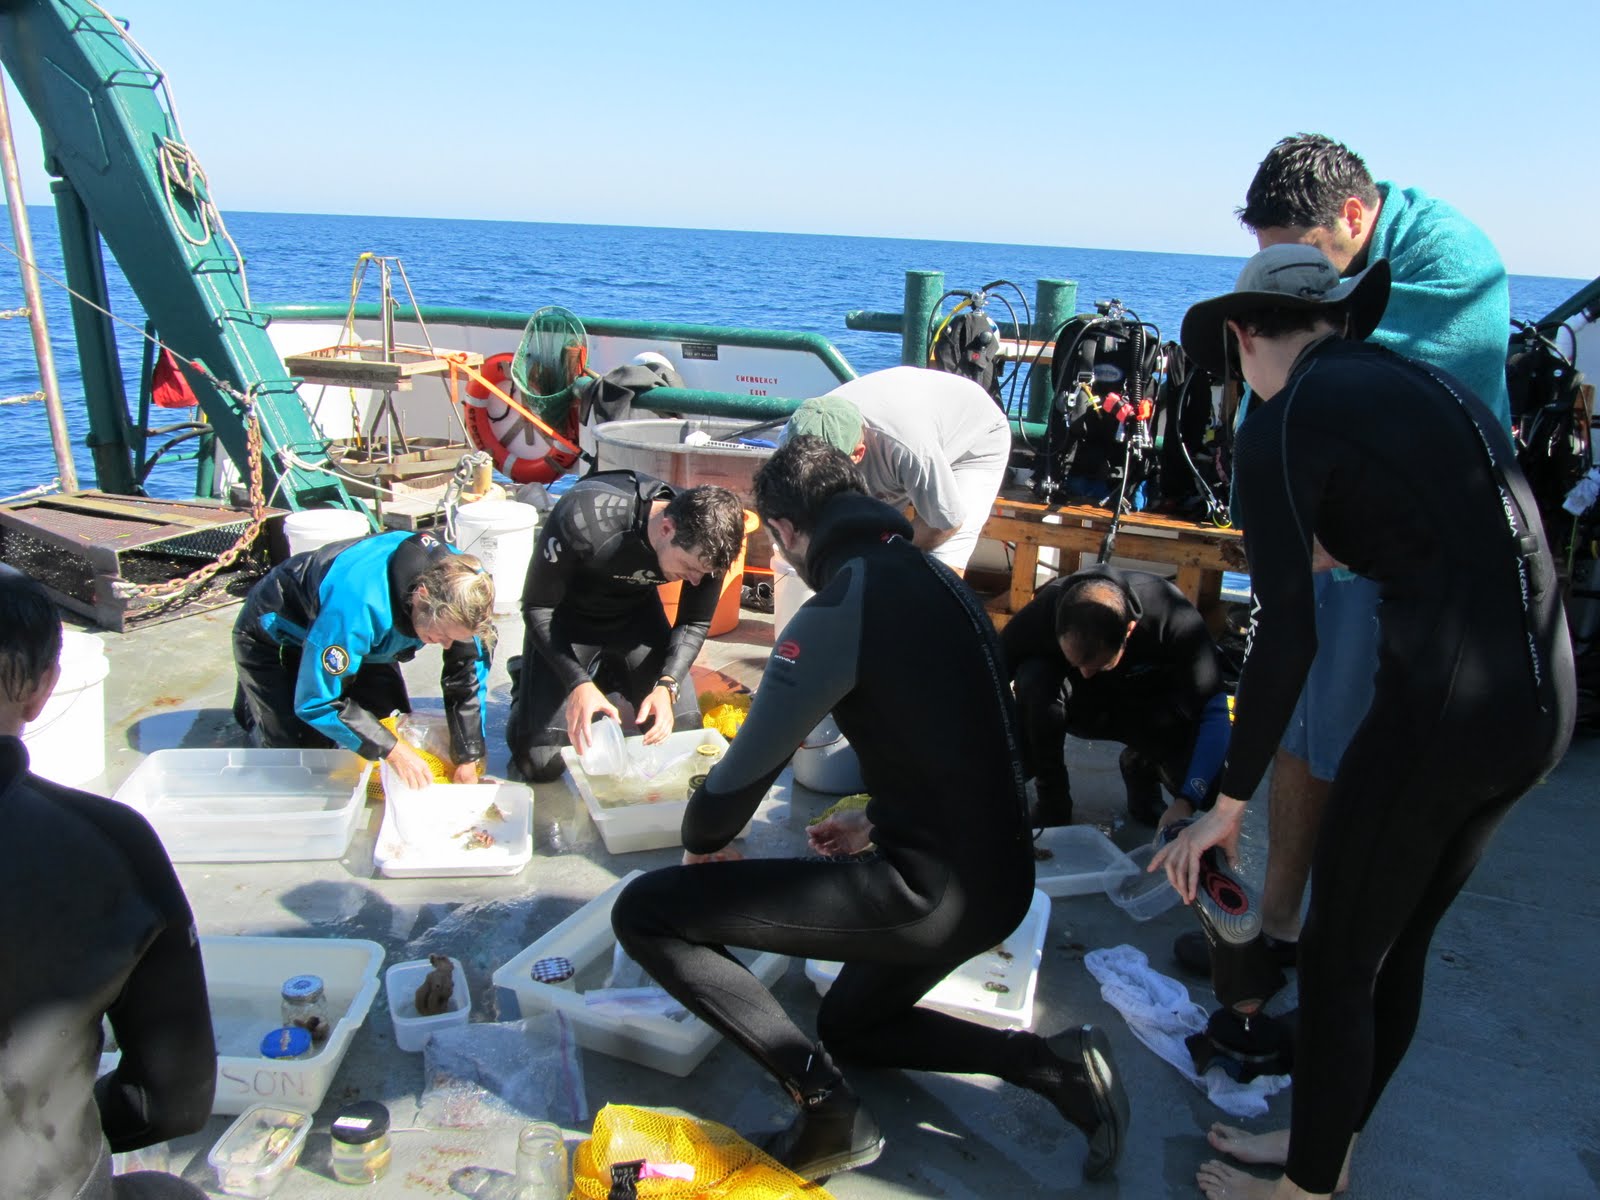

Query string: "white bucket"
[[454, 499, 538, 615], [23, 631, 110, 788], [772, 554, 814, 639], [283, 508, 370, 557]]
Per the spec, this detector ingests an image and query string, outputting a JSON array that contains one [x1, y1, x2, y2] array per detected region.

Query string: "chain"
[[110, 388, 270, 601], [0, 305, 30, 319]]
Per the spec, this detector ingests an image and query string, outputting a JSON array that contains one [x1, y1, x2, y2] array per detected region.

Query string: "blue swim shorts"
[[1279, 572, 1380, 780]]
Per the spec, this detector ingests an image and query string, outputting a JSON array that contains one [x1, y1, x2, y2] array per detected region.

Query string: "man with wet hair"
[[612, 437, 1128, 1185], [1176, 133, 1516, 978], [507, 473, 745, 782], [1003, 564, 1231, 828], [0, 572, 215, 1199]]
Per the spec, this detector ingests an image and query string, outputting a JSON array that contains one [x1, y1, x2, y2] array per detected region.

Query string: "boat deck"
[[76, 597, 1600, 1199]]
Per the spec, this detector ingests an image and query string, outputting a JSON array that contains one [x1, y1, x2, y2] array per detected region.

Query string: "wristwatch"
[[655, 675, 680, 701]]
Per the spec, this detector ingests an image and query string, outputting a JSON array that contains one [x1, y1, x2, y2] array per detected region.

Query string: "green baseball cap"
[[783, 395, 864, 453]]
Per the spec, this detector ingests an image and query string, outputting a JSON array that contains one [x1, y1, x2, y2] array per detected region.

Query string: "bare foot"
[[1206, 1125, 1351, 1192], [1208, 1123, 1289, 1166], [1197, 1159, 1278, 1200]]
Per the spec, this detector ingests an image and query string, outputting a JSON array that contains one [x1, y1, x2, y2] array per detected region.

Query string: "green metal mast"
[[0, 0, 359, 511]]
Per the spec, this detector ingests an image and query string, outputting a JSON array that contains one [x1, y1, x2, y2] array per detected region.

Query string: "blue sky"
[[2, 0, 1594, 279]]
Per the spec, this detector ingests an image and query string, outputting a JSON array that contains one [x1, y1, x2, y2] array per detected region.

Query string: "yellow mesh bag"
[[365, 714, 454, 799], [571, 1104, 833, 1200]]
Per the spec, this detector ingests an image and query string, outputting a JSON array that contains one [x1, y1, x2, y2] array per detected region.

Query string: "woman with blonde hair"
[[233, 527, 496, 785]]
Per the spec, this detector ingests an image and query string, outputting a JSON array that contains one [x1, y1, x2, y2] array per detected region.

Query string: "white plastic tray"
[[100, 935, 384, 1116], [492, 871, 787, 1076], [112, 749, 372, 863], [1032, 825, 1138, 898], [806, 889, 1052, 1031], [561, 728, 743, 853], [386, 956, 471, 1052], [373, 780, 533, 878]]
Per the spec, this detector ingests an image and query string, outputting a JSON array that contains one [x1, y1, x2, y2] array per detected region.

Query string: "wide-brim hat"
[[1180, 244, 1391, 374]]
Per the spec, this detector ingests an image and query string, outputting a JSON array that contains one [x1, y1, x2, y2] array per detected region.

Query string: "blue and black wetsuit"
[[0, 738, 215, 1199], [232, 531, 490, 764], [1225, 336, 1574, 1194], [507, 471, 713, 781], [1002, 565, 1231, 819], [612, 491, 1039, 1094]]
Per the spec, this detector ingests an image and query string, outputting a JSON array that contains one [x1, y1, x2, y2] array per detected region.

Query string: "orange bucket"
[[659, 509, 759, 636]]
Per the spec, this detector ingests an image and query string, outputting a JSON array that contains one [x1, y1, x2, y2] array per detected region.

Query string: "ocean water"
[[0, 207, 1586, 500]]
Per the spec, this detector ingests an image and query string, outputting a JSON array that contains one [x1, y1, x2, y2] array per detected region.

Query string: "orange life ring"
[[461, 351, 582, 484]]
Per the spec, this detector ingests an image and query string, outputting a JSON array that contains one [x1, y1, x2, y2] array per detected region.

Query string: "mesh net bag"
[[512, 305, 589, 425], [572, 1104, 834, 1200], [366, 713, 454, 799]]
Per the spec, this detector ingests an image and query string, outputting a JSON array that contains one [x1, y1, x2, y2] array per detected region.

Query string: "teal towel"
[[1365, 182, 1512, 431]]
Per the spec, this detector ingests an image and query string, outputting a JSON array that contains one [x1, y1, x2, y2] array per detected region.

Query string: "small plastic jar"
[[329, 1100, 392, 1184], [259, 1026, 313, 1061], [280, 974, 330, 1043]]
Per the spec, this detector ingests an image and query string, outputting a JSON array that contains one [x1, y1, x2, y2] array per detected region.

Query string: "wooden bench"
[[979, 488, 1247, 627]]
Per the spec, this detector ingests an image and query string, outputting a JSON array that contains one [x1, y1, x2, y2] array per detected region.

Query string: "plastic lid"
[[260, 1026, 313, 1059], [330, 1100, 391, 1145], [281, 974, 325, 1001], [531, 955, 575, 983], [578, 716, 627, 777]]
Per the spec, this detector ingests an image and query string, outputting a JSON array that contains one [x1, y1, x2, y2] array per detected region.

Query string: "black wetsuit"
[[1224, 337, 1575, 1193], [507, 471, 712, 781], [0, 738, 215, 1200], [1002, 565, 1231, 810], [232, 531, 490, 764], [611, 492, 1036, 1094]]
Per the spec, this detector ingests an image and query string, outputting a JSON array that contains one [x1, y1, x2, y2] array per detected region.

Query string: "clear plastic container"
[[1106, 842, 1183, 920], [207, 1103, 312, 1197], [578, 716, 627, 777], [385, 956, 471, 1053]]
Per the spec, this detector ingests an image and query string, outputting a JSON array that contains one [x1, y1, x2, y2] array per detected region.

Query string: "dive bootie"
[[1120, 747, 1167, 825], [762, 1075, 884, 1180], [1186, 1007, 1296, 1082], [1010, 1025, 1129, 1179]]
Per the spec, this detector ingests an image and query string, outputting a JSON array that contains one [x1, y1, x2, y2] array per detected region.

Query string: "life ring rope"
[[443, 352, 583, 484]]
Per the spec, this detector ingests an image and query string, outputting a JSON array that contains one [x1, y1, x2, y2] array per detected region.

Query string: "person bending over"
[[611, 437, 1128, 1183], [233, 529, 495, 787], [783, 365, 1012, 574], [2, 571, 215, 1199], [1153, 244, 1573, 1200], [1178, 132, 1518, 980], [1004, 564, 1231, 828], [506, 472, 744, 782]]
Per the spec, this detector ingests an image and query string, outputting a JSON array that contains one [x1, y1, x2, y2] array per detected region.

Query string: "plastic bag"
[[419, 1013, 587, 1129], [572, 1104, 831, 1200]]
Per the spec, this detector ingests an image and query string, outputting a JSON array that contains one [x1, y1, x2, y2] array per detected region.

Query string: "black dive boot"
[[1005, 1025, 1130, 1179], [762, 1052, 885, 1180], [1027, 777, 1074, 828], [1119, 747, 1167, 826]]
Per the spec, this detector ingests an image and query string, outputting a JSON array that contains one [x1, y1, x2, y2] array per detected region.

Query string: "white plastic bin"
[[1033, 825, 1139, 898], [99, 936, 385, 1116], [282, 508, 370, 557], [386, 956, 471, 1052], [453, 498, 538, 614], [807, 889, 1052, 1031], [492, 872, 787, 1077], [21, 630, 109, 787], [561, 728, 741, 853], [112, 749, 372, 863]]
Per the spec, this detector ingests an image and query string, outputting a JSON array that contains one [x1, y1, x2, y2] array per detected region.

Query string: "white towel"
[[1084, 944, 1289, 1118]]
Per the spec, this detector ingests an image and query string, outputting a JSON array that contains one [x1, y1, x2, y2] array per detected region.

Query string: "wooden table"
[[980, 488, 1247, 626]]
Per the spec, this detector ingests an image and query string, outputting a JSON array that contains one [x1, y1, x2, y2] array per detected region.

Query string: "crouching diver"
[[1002, 564, 1233, 827], [611, 437, 1130, 1182], [1153, 245, 1574, 1200], [233, 529, 496, 787]]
